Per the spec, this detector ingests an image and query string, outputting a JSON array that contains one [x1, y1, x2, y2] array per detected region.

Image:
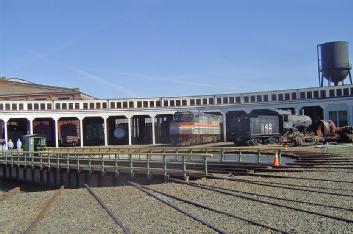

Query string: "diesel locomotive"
[[169, 111, 221, 146]]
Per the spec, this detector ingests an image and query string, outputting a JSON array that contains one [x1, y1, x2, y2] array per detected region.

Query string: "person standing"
[[8, 139, 14, 151], [16, 139, 22, 151]]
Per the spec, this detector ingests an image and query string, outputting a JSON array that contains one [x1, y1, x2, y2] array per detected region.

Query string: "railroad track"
[[246, 173, 353, 184], [84, 184, 130, 234], [0, 187, 21, 202], [209, 175, 353, 198], [24, 186, 64, 234], [169, 178, 353, 224], [220, 176, 353, 193], [128, 181, 287, 234]]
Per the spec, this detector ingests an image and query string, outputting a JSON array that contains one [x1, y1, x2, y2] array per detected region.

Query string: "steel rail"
[[228, 177, 353, 193], [247, 173, 353, 184], [0, 187, 21, 202], [210, 175, 353, 198], [128, 181, 229, 234], [172, 178, 353, 212], [24, 186, 64, 234], [170, 178, 353, 224], [133, 181, 288, 233], [84, 184, 130, 234]]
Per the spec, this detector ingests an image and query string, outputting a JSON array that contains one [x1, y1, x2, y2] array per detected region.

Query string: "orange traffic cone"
[[273, 152, 280, 168]]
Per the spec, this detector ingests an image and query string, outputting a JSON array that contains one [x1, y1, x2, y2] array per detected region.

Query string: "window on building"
[[202, 98, 207, 105], [110, 102, 116, 108], [170, 100, 175, 106], [55, 103, 61, 109], [129, 101, 134, 108], [278, 94, 283, 101], [191, 99, 196, 106], [256, 95, 262, 102], [300, 92, 305, 99], [285, 93, 290, 100], [336, 89, 342, 96], [181, 100, 187, 106], [306, 91, 312, 99], [271, 94, 277, 101], [28, 103, 33, 110], [329, 110, 348, 127], [244, 96, 249, 103], [12, 104, 17, 110], [156, 101, 161, 107], [69, 103, 73, 109], [176, 100, 181, 106], [123, 102, 128, 108], [196, 99, 201, 105], [75, 103, 80, 109], [143, 101, 148, 107], [339, 111, 348, 126], [263, 95, 268, 102], [164, 100, 169, 106], [89, 103, 94, 109], [229, 97, 235, 103], [320, 90, 326, 98], [19, 103, 24, 110], [351, 88, 353, 96], [291, 93, 297, 100], [0, 104, 3, 110], [250, 96, 255, 102], [150, 101, 155, 107], [223, 97, 228, 104], [236, 97, 241, 103], [343, 88, 349, 96], [96, 103, 101, 109], [116, 102, 122, 108], [217, 97, 222, 104], [58, 97, 70, 100], [5, 104, 10, 110], [137, 101, 142, 108], [83, 103, 88, 109], [329, 89, 335, 97], [61, 103, 67, 110], [208, 98, 214, 105]]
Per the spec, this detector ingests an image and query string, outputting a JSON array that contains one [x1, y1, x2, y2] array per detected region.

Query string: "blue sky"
[[0, 0, 352, 98]]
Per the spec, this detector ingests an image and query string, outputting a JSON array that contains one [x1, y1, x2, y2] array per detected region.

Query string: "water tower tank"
[[318, 41, 352, 86]]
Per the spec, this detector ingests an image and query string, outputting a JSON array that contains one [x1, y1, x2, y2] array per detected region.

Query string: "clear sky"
[[0, 0, 352, 99]]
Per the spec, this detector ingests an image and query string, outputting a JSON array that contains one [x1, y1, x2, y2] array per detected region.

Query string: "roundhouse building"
[[1, 79, 353, 147]]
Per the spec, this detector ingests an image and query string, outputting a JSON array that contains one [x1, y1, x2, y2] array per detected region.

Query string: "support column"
[[4, 119, 8, 144], [28, 118, 33, 135], [128, 117, 132, 145], [54, 118, 59, 148], [104, 117, 108, 146], [151, 115, 156, 145], [222, 112, 227, 142], [79, 118, 84, 147]]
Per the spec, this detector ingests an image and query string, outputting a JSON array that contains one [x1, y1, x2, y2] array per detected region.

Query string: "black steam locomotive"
[[231, 109, 312, 146]]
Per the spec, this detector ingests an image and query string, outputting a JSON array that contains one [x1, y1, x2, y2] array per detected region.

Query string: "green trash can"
[[23, 134, 46, 152]]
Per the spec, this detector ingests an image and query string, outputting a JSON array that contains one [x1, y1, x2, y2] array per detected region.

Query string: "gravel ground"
[[0, 190, 56, 233], [148, 182, 353, 233], [92, 186, 215, 234], [33, 189, 120, 234]]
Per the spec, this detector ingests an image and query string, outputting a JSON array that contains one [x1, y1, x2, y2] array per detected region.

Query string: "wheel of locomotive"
[[247, 139, 258, 146]]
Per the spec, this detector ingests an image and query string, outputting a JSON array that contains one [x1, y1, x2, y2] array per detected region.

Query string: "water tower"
[[317, 41, 352, 86]]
